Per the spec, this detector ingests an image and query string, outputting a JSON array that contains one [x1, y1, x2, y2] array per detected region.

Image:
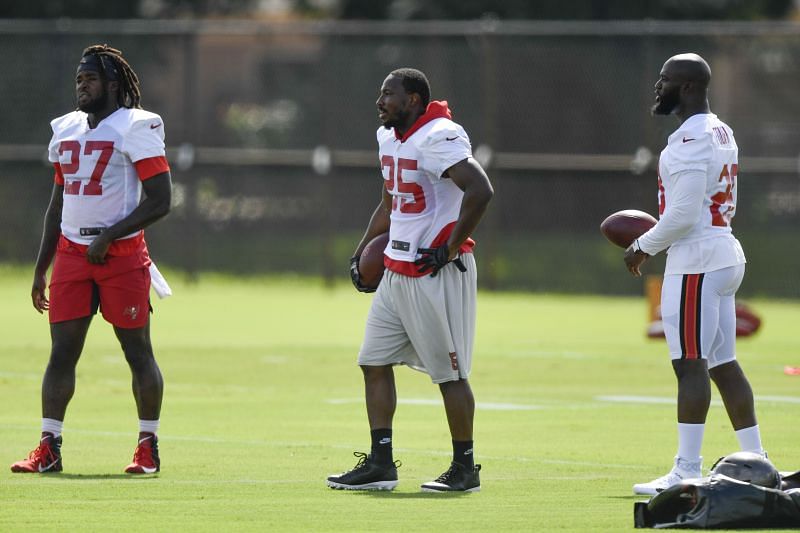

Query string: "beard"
[[381, 108, 410, 130], [78, 86, 110, 114], [651, 89, 680, 116]]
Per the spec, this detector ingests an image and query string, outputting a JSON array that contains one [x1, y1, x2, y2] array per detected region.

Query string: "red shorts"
[[49, 235, 152, 328]]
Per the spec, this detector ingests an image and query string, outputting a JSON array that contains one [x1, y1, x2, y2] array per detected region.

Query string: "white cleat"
[[633, 457, 702, 495]]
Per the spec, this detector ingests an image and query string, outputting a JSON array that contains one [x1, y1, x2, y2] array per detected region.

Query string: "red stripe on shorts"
[[680, 274, 703, 359]]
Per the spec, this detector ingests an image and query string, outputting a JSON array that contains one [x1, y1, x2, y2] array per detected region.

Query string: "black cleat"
[[327, 452, 399, 491], [421, 462, 481, 492]]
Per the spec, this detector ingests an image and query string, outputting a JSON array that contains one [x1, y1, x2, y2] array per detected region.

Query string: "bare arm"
[[352, 185, 392, 258], [442, 157, 494, 259], [31, 183, 64, 313], [86, 171, 172, 264]]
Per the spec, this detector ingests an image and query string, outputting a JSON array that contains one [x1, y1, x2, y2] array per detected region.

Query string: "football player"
[[329, 68, 493, 492], [625, 53, 767, 495], [11, 44, 171, 475]]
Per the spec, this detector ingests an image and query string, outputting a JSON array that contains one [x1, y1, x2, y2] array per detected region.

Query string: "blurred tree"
[[338, 0, 795, 20], [0, 0, 258, 18], [0, 0, 139, 18]]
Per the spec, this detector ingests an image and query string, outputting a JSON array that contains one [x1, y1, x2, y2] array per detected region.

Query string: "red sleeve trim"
[[53, 163, 65, 185], [134, 156, 170, 181]]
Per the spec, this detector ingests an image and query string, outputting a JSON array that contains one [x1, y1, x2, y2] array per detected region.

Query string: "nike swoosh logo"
[[445, 136, 459, 141], [38, 461, 58, 472], [682, 137, 695, 143], [150, 123, 162, 129]]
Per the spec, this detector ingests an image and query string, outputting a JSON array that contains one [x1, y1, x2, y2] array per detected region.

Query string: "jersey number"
[[381, 155, 426, 213], [710, 163, 737, 227], [59, 140, 115, 196]]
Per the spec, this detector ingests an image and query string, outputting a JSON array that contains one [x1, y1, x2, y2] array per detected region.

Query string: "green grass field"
[[1, 264, 799, 531]]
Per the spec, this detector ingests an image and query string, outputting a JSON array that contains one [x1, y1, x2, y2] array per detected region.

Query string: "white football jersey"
[[377, 102, 473, 275], [48, 107, 167, 245], [638, 113, 746, 274]]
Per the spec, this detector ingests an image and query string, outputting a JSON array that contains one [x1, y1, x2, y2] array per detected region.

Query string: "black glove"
[[350, 256, 376, 293], [414, 245, 467, 277]]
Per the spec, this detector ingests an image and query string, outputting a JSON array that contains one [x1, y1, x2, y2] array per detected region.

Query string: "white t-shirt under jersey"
[[48, 107, 168, 245], [637, 113, 746, 275]]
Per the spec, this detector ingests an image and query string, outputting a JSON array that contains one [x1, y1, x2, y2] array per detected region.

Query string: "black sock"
[[370, 428, 393, 464], [453, 440, 474, 469]]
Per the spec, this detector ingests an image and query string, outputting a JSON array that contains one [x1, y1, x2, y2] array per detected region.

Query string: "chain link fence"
[[1, 19, 798, 295]]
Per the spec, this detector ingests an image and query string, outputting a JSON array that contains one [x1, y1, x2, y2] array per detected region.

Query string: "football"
[[600, 209, 658, 248], [358, 232, 389, 290]]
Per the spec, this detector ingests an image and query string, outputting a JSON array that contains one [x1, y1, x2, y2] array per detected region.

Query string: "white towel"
[[149, 262, 173, 299]]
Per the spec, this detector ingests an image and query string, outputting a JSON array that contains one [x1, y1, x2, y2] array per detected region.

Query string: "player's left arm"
[[442, 157, 494, 260], [86, 171, 172, 264]]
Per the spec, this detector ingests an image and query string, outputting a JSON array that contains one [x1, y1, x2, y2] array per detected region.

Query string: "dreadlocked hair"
[[81, 44, 142, 109]]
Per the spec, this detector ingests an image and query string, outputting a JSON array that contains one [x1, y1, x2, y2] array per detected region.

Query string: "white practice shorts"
[[661, 264, 745, 368], [358, 253, 477, 383]]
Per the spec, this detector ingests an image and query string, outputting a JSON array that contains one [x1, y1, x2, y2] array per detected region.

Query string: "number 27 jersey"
[[47, 107, 170, 245]]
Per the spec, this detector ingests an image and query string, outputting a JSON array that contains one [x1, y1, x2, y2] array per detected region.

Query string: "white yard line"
[[596, 395, 800, 405], [326, 398, 543, 410]]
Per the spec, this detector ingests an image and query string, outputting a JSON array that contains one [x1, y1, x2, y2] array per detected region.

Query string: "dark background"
[[1, 2, 798, 296]]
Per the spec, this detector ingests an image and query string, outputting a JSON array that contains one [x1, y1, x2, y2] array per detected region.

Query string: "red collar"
[[394, 100, 452, 142]]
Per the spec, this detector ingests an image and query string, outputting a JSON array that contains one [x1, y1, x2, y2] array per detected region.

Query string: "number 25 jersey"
[[377, 101, 474, 276], [47, 107, 170, 246]]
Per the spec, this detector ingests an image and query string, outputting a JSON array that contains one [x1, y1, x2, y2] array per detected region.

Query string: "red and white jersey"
[[638, 113, 746, 275], [48, 107, 170, 246], [377, 101, 474, 276]]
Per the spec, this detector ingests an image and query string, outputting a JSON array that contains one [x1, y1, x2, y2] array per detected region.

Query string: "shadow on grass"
[[41, 473, 160, 480], [344, 491, 473, 500]]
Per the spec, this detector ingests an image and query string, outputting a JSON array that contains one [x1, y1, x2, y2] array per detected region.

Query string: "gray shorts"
[[358, 254, 477, 383]]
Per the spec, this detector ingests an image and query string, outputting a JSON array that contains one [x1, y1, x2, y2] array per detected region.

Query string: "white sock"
[[42, 418, 63, 438], [735, 425, 764, 454], [139, 419, 160, 435], [677, 422, 704, 464]]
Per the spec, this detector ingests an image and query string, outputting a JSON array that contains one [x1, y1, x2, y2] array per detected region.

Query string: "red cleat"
[[11, 433, 63, 473], [124, 433, 160, 474]]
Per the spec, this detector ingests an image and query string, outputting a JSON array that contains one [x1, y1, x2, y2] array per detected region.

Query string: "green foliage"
[[1, 268, 798, 531], [338, 0, 795, 20]]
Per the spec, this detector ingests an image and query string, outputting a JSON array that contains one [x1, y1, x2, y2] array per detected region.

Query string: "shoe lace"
[[28, 442, 55, 464], [346, 452, 400, 472], [132, 444, 153, 466], [433, 463, 460, 484], [348, 451, 369, 472]]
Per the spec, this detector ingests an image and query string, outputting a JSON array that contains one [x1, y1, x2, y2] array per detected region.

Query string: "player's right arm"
[[349, 186, 391, 292], [352, 186, 391, 259], [32, 182, 64, 313]]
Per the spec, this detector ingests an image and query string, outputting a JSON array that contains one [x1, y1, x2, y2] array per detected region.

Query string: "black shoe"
[[421, 462, 481, 492], [327, 452, 399, 491]]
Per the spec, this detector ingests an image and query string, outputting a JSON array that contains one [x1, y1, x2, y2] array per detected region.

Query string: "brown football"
[[600, 209, 658, 248], [358, 232, 389, 290]]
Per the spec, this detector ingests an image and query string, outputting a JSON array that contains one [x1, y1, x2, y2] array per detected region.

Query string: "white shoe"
[[633, 457, 702, 495]]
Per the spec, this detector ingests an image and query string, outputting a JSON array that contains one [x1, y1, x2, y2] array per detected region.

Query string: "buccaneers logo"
[[122, 305, 140, 321]]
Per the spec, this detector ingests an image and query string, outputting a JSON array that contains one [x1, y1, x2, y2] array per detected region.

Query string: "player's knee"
[[122, 344, 155, 370], [672, 358, 708, 380], [47, 341, 83, 369], [360, 364, 392, 380]]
